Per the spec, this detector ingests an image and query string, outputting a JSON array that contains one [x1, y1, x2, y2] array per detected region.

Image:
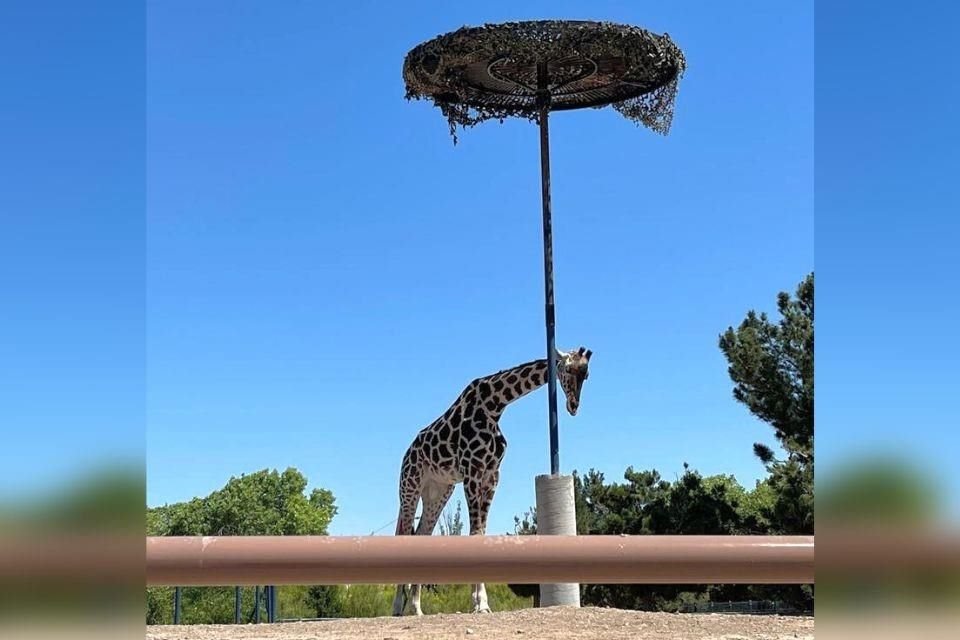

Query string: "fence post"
[[269, 585, 278, 622], [234, 586, 241, 624], [173, 586, 181, 624], [254, 586, 261, 623]]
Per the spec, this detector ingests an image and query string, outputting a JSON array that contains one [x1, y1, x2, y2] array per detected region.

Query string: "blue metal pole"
[[173, 586, 181, 624], [270, 585, 278, 622], [537, 60, 560, 475], [234, 586, 241, 624], [254, 586, 261, 623]]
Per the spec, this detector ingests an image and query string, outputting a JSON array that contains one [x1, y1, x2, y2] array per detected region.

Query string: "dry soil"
[[146, 606, 814, 640]]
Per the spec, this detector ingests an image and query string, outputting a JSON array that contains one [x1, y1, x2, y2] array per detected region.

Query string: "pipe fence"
[[147, 535, 814, 586]]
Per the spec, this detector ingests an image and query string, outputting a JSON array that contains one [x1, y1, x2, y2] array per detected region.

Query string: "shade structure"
[[403, 19, 686, 477], [403, 19, 686, 140]]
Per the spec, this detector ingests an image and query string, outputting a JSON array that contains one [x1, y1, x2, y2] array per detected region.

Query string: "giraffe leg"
[[392, 471, 420, 616], [464, 469, 499, 613], [408, 480, 455, 616]]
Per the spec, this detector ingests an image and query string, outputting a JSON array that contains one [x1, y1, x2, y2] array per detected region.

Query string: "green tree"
[[645, 467, 746, 535], [572, 466, 762, 611], [737, 478, 778, 532], [509, 467, 779, 610], [149, 467, 337, 537], [719, 272, 814, 534], [437, 500, 464, 536], [306, 584, 344, 618], [512, 507, 537, 535], [146, 468, 340, 624]]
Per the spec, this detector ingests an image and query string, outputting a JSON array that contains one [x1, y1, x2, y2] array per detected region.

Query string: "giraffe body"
[[392, 347, 591, 616]]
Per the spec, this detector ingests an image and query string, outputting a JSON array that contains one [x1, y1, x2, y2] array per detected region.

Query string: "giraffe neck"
[[475, 359, 552, 416]]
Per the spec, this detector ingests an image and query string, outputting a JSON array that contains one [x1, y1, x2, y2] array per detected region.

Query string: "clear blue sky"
[[145, 0, 812, 536], [815, 1, 960, 519], [1, 2, 145, 503]]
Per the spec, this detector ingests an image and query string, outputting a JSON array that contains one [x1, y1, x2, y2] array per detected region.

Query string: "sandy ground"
[[146, 607, 814, 640]]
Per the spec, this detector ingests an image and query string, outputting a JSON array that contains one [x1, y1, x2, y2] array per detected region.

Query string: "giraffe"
[[391, 347, 592, 616]]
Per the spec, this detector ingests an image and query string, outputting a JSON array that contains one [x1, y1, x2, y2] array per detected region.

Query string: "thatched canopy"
[[403, 20, 686, 141]]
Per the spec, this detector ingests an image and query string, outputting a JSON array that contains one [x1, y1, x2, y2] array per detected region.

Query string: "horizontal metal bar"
[[816, 527, 960, 572], [146, 535, 814, 586]]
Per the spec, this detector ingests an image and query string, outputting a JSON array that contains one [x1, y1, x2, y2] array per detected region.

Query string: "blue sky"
[[815, 2, 960, 518], [146, 0, 812, 535], [1, 2, 144, 502]]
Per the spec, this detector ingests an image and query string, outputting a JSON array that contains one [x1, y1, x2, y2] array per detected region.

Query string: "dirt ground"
[[146, 606, 814, 640]]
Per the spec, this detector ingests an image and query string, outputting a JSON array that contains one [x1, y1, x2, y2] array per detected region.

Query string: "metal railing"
[[147, 535, 815, 587], [170, 584, 278, 624]]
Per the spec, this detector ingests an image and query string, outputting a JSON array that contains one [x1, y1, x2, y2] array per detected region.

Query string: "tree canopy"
[[719, 272, 814, 534], [148, 467, 336, 537]]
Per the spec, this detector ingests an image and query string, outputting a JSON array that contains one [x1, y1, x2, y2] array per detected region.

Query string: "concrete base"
[[534, 474, 581, 608]]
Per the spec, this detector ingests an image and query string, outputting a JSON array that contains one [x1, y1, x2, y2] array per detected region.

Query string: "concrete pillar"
[[534, 474, 580, 607]]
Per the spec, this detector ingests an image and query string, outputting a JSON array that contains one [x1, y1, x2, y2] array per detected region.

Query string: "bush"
[[146, 587, 173, 625], [305, 585, 344, 618], [340, 584, 394, 618]]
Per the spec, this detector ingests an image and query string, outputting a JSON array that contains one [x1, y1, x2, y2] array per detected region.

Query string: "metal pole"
[[270, 585, 278, 622], [173, 586, 181, 624], [537, 60, 560, 476], [234, 586, 241, 624], [147, 535, 815, 585], [254, 586, 261, 623]]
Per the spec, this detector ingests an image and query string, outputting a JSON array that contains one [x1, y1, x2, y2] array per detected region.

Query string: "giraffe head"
[[556, 346, 592, 416]]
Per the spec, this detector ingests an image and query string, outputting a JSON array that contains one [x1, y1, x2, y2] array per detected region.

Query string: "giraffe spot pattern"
[[393, 354, 585, 593]]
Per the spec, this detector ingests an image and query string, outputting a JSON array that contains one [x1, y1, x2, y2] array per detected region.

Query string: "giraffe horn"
[[584, 349, 592, 360]]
